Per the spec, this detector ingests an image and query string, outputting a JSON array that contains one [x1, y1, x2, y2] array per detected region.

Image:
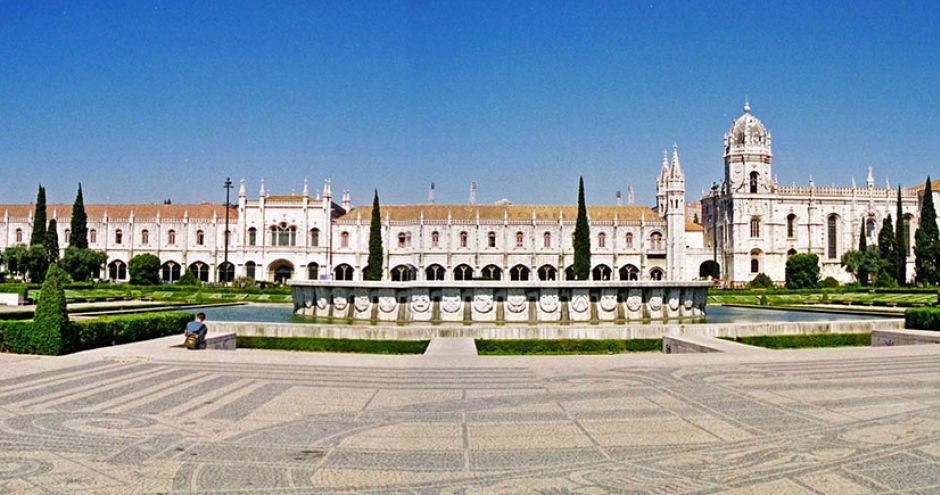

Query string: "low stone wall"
[[290, 280, 710, 323], [872, 329, 940, 347], [211, 318, 904, 341], [0, 293, 23, 306], [662, 335, 769, 354]]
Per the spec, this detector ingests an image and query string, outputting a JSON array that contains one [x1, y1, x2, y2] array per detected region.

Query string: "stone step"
[[663, 334, 770, 354], [424, 337, 478, 356], [872, 328, 940, 347]]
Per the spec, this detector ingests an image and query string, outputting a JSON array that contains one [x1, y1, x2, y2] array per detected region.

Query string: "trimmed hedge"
[[0, 312, 193, 355], [237, 336, 429, 354], [905, 307, 940, 331], [475, 338, 661, 355], [719, 333, 870, 349]]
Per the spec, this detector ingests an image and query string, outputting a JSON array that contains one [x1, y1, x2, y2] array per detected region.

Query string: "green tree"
[[2, 245, 30, 279], [747, 272, 774, 289], [70, 183, 89, 249], [785, 253, 820, 289], [60, 246, 107, 282], [914, 177, 940, 285], [25, 245, 49, 283], [572, 176, 591, 280], [128, 254, 161, 285], [363, 190, 384, 281], [896, 186, 907, 284], [30, 185, 47, 246], [30, 263, 71, 355], [841, 247, 883, 285], [878, 214, 898, 281], [177, 270, 200, 286], [45, 219, 60, 262], [857, 221, 869, 286]]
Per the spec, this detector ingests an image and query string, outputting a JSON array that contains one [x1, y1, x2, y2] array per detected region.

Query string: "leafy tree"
[[70, 183, 89, 248], [820, 276, 841, 289], [30, 185, 47, 246], [128, 254, 161, 285], [857, 222, 869, 286], [878, 214, 898, 280], [572, 176, 591, 280], [2, 245, 30, 279], [874, 271, 898, 288], [896, 186, 907, 284], [30, 263, 72, 355], [841, 247, 883, 285], [60, 246, 107, 282], [786, 253, 820, 289], [747, 272, 774, 289], [25, 245, 49, 283], [363, 190, 384, 281], [914, 177, 940, 285], [45, 219, 60, 262]]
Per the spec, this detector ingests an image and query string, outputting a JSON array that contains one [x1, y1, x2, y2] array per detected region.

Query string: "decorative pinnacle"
[[743, 96, 750, 114]]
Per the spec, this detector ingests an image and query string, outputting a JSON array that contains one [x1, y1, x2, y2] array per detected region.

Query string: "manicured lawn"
[[475, 338, 661, 355], [708, 291, 936, 307], [237, 336, 429, 354], [719, 333, 870, 349]]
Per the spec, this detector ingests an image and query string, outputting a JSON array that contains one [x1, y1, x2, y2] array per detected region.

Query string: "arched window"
[[114, 229, 123, 245], [750, 217, 760, 238], [270, 223, 296, 247], [625, 232, 633, 248], [64, 229, 70, 244], [425, 264, 445, 281], [750, 249, 762, 273], [515, 231, 524, 248], [308, 262, 319, 280], [141, 229, 149, 245], [597, 232, 606, 248], [108, 260, 127, 280], [649, 268, 664, 281], [787, 248, 797, 257], [481, 265, 501, 280], [510, 265, 529, 281], [866, 219, 876, 238], [431, 231, 440, 248], [245, 261, 256, 280], [749, 171, 759, 193], [340, 231, 350, 248], [649, 232, 663, 250], [391, 265, 417, 281], [398, 232, 408, 248], [459, 231, 468, 248], [487, 231, 496, 248], [247, 228, 257, 246], [454, 264, 473, 281], [15, 228, 23, 243], [161, 261, 181, 282], [310, 228, 319, 247], [188, 262, 209, 282], [827, 215, 838, 259], [537, 265, 557, 281], [543, 232, 552, 248], [217, 262, 235, 283], [167, 229, 176, 245], [90, 229, 97, 244], [334, 264, 353, 281], [903, 214, 914, 256], [592, 264, 612, 281], [786, 214, 796, 239], [195, 230, 205, 246], [619, 264, 639, 281]]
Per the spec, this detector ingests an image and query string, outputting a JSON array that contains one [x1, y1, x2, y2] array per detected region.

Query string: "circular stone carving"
[[539, 291, 559, 313], [333, 295, 348, 311], [626, 291, 643, 312], [441, 296, 462, 313], [304, 289, 314, 308], [599, 293, 618, 312], [505, 293, 527, 313], [683, 295, 695, 309], [473, 293, 494, 313], [378, 296, 397, 313], [648, 295, 663, 311], [316, 292, 328, 310], [668, 291, 680, 311], [411, 294, 430, 313], [354, 294, 370, 312], [570, 293, 590, 313]]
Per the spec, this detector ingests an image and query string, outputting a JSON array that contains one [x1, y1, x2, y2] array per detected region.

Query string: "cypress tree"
[[70, 183, 88, 249], [914, 177, 940, 285], [30, 185, 47, 246], [858, 221, 868, 286], [878, 215, 898, 283], [363, 190, 384, 281], [896, 186, 907, 284], [45, 219, 60, 262], [572, 176, 591, 280]]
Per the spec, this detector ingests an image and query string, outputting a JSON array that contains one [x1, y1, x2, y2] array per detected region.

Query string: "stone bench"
[[872, 329, 940, 347], [172, 332, 237, 350], [663, 334, 769, 354]]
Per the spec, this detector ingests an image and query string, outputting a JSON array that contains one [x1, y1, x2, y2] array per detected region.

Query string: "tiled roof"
[[0, 203, 236, 220], [909, 180, 940, 192], [685, 222, 704, 232], [339, 204, 662, 222]]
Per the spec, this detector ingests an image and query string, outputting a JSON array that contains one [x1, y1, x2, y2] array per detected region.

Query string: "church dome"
[[724, 101, 772, 157]]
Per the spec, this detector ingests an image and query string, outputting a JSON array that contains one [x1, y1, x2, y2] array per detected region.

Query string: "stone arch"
[[334, 263, 354, 281], [537, 265, 557, 281], [425, 264, 445, 281], [390, 264, 417, 282], [509, 264, 530, 281], [188, 261, 210, 282], [267, 259, 294, 284], [591, 264, 612, 281], [619, 264, 639, 281]]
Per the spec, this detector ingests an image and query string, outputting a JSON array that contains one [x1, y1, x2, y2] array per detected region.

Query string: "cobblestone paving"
[[3, 345, 940, 493]]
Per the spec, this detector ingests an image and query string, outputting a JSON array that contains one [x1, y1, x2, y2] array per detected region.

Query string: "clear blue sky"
[[1, 1, 938, 207]]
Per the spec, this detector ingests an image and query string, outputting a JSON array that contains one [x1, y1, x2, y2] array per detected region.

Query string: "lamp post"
[[223, 177, 233, 283]]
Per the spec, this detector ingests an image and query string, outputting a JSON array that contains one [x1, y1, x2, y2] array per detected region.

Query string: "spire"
[[238, 178, 246, 198], [323, 178, 332, 198], [659, 149, 669, 179], [670, 142, 682, 178], [259, 178, 266, 197], [743, 96, 750, 114], [627, 184, 635, 205], [867, 166, 875, 188], [428, 182, 435, 204], [469, 180, 477, 205], [341, 190, 351, 211], [302, 178, 309, 197], [616, 191, 622, 206]]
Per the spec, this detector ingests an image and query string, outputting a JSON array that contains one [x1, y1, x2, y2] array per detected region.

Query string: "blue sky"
[[1, 1, 938, 207]]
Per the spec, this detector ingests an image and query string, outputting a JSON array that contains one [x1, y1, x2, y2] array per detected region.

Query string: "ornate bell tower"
[[723, 100, 773, 195]]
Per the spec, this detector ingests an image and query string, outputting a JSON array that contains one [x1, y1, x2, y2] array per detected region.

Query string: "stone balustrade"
[[290, 280, 711, 323]]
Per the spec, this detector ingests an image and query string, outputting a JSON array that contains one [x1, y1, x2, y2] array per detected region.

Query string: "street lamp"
[[223, 177, 233, 284]]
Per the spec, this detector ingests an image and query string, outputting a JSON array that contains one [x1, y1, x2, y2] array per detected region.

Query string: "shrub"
[[746, 273, 774, 290], [720, 333, 870, 349], [177, 270, 201, 286], [61, 247, 107, 282], [905, 307, 940, 331], [874, 271, 898, 288], [6, 264, 71, 355], [237, 336, 428, 354], [820, 276, 841, 289], [474, 338, 661, 355], [72, 312, 193, 350], [786, 253, 820, 289], [129, 254, 161, 285]]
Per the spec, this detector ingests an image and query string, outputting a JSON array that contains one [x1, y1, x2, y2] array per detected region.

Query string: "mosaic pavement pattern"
[[3, 352, 940, 493]]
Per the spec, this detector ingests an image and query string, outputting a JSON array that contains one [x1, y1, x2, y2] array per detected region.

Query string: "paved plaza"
[[2, 339, 940, 493]]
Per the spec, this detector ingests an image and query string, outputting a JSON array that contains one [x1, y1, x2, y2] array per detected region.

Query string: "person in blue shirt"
[[184, 312, 208, 350]]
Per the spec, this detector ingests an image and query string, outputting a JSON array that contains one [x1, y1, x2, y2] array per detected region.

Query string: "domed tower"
[[723, 100, 773, 194]]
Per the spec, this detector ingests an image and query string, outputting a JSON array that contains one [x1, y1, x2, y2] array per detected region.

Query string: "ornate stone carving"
[[473, 293, 494, 313], [441, 290, 462, 314], [378, 296, 397, 313], [626, 289, 643, 312], [411, 294, 430, 313], [569, 293, 590, 314], [599, 291, 618, 312], [648, 294, 663, 312], [316, 290, 329, 310], [333, 295, 348, 311], [667, 289, 680, 311], [505, 290, 527, 313], [539, 290, 559, 313], [354, 289, 370, 312]]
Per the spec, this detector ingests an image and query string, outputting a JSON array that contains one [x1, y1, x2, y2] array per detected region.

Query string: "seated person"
[[184, 312, 208, 350]]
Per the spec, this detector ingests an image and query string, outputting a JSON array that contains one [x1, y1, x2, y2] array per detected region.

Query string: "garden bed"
[[475, 338, 662, 355], [237, 336, 429, 354], [718, 333, 870, 349]]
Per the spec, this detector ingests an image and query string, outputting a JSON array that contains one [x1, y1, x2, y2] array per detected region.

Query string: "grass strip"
[[237, 336, 429, 354], [718, 333, 870, 349], [475, 338, 661, 355]]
